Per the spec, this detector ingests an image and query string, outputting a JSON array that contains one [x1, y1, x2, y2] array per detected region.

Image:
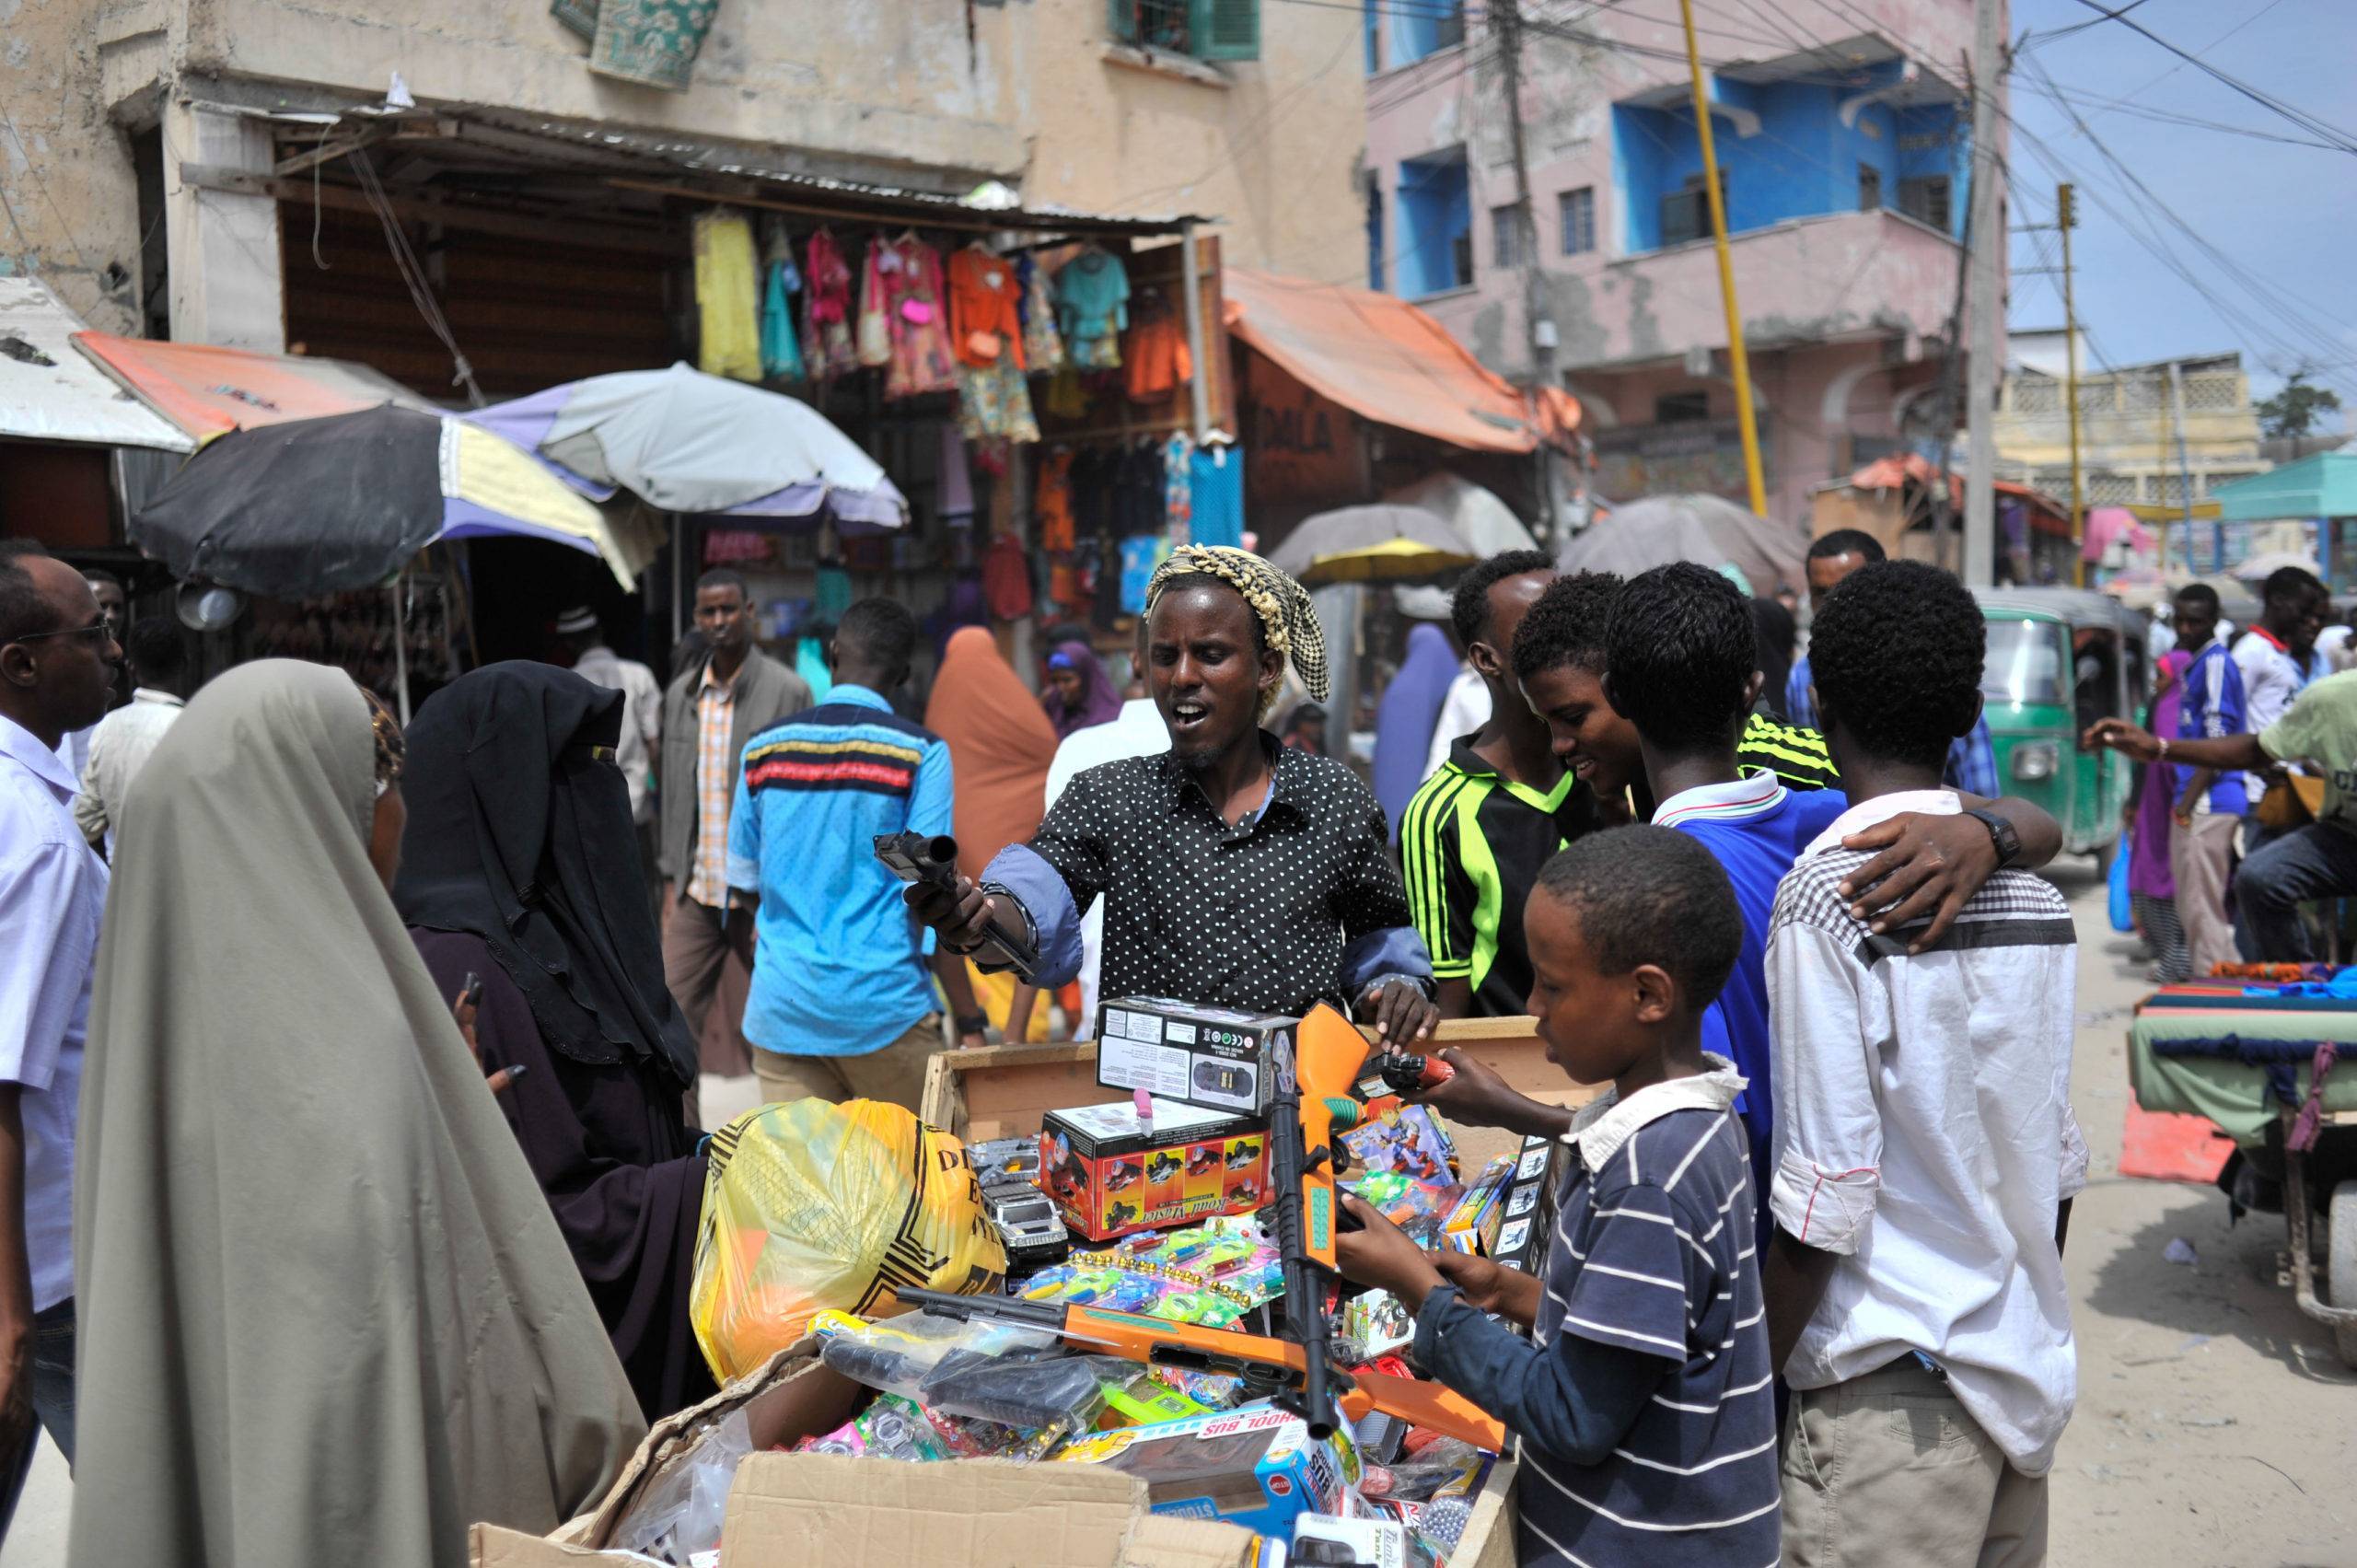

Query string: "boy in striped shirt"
[[1336, 826, 1779, 1567]]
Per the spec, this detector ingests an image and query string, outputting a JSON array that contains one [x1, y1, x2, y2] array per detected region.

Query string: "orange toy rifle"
[[893, 1289, 1505, 1450], [900, 1005, 1505, 1451]]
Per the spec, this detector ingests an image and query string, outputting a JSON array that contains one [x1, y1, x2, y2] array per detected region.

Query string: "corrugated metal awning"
[[0, 280, 192, 452]]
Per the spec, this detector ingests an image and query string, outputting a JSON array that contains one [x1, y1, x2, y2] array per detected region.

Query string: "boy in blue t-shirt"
[[1336, 826, 1780, 1568]]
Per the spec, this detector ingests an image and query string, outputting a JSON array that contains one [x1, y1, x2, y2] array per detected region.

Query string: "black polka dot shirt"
[[981, 734, 1434, 1018]]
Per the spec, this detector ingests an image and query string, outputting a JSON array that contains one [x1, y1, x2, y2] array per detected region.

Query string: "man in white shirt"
[[1041, 689, 1168, 1038], [1762, 561, 2083, 1568], [74, 615, 192, 855], [0, 541, 119, 1534]]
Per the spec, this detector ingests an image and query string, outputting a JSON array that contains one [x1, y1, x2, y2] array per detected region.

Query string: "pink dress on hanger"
[[877, 234, 958, 400]]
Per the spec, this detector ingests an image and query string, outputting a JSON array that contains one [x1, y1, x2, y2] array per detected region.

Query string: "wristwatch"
[[1964, 807, 2022, 868]]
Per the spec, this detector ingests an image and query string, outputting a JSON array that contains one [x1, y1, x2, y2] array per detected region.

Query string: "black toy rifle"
[[874, 831, 1039, 981]]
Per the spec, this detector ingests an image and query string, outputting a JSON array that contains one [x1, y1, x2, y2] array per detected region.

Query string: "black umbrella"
[[132, 403, 621, 598]]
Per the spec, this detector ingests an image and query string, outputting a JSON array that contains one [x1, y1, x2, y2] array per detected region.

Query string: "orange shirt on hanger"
[[1123, 308, 1191, 401], [948, 247, 1027, 370]]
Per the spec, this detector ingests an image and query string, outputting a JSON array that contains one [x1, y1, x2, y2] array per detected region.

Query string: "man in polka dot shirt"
[[910, 547, 1441, 1044]]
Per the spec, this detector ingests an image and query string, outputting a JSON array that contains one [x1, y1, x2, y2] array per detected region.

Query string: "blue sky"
[[2004, 0, 2357, 405]]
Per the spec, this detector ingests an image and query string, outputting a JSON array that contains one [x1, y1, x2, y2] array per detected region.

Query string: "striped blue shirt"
[[1415, 1063, 1779, 1567], [725, 686, 952, 1057]]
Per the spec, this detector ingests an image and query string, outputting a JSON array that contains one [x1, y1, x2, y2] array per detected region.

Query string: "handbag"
[[2256, 772, 2325, 830]]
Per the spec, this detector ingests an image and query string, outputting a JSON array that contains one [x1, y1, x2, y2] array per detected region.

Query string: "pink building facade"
[[1362, 0, 1998, 528]]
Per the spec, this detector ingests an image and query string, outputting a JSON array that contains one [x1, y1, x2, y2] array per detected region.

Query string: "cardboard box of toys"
[[1041, 1098, 1270, 1242], [1095, 997, 1295, 1117]]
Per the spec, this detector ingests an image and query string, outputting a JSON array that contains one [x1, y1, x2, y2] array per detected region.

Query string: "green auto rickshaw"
[[1977, 587, 2149, 867]]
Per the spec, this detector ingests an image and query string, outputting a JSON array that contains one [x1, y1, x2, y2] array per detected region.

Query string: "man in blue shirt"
[[2168, 582, 2247, 976], [1786, 529, 1998, 796], [726, 598, 981, 1112]]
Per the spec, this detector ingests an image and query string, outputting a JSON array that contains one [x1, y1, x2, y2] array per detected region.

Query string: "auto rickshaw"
[[1977, 587, 2149, 866]]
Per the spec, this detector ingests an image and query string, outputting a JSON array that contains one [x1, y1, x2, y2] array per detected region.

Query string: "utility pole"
[[2058, 181, 2085, 586], [1492, 1, 1561, 541], [1678, 0, 1767, 517], [1962, 0, 2005, 589]]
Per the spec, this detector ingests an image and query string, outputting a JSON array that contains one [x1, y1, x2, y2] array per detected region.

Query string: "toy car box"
[[1052, 1405, 1362, 1539], [1040, 1098, 1270, 1242], [1095, 997, 1295, 1117], [1485, 1135, 1564, 1275]]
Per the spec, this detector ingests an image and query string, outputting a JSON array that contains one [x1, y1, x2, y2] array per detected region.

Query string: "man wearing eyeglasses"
[[52, 571, 124, 784], [0, 540, 120, 1539]]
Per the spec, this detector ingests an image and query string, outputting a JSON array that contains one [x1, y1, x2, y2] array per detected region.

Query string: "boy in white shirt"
[[1761, 561, 2084, 1568]]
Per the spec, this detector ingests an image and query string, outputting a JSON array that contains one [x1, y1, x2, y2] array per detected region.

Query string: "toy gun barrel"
[[872, 831, 1041, 981], [1265, 1081, 1341, 1440]]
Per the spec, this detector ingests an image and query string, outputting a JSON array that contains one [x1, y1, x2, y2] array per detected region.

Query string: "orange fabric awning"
[[1852, 453, 2073, 537], [72, 332, 429, 441], [1223, 268, 1566, 455]]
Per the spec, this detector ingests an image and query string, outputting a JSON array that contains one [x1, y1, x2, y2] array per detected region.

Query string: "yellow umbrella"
[[1268, 505, 1480, 587]]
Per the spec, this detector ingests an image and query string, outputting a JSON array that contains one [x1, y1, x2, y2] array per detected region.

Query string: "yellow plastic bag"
[[690, 1098, 1005, 1384]]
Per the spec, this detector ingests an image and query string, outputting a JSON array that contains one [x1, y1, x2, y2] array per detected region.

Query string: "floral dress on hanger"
[[799, 228, 858, 383], [877, 233, 958, 401]]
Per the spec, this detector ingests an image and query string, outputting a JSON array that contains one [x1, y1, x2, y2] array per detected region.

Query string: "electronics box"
[[1054, 1405, 1361, 1541], [1040, 1098, 1271, 1242], [1096, 997, 1296, 1117], [1485, 1135, 1565, 1275]]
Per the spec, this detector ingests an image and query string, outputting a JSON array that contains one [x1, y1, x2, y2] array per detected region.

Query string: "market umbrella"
[[1557, 493, 1806, 597], [1385, 473, 1537, 620], [132, 403, 637, 596], [1267, 505, 1478, 587], [2233, 549, 2324, 582], [468, 362, 908, 530]]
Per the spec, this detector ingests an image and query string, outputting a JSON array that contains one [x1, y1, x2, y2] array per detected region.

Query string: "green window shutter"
[[1109, 0, 1138, 45], [1191, 0, 1260, 60]]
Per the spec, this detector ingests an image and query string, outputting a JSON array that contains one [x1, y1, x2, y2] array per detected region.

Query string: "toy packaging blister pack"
[[1340, 1169, 1462, 1248], [1336, 1105, 1457, 1184], [1052, 1404, 1366, 1539], [1095, 996, 1296, 1116], [1019, 1215, 1284, 1329], [1039, 1098, 1270, 1241]]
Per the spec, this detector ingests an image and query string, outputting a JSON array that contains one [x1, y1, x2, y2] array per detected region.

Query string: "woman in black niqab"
[[396, 660, 716, 1420]]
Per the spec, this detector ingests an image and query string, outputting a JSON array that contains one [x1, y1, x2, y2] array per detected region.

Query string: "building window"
[[1559, 186, 1596, 255], [1655, 390, 1711, 424], [1898, 175, 1950, 230], [1398, 148, 1473, 296], [1857, 163, 1881, 212], [1366, 176, 1386, 291], [1392, 0, 1464, 64], [1364, 0, 1379, 73], [1660, 170, 1726, 248], [1492, 203, 1524, 270], [1109, 0, 1260, 62]]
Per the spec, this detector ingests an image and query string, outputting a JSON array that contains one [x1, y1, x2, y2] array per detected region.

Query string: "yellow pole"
[[1679, 0, 1768, 517], [2059, 183, 2085, 587]]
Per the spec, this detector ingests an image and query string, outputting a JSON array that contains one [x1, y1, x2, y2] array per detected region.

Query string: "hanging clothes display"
[[799, 229, 858, 383], [1188, 442, 1246, 550], [1043, 366, 1089, 420], [757, 216, 806, 382], [1118, 534, 1169, 618], [938, 426, 977, 528], [691, 209, 761, 382], [1016, 257, 1066, 373], [981, 530, 1034, 621], [1162, 433, 1194, 544], [955, 364, 1039, 444], [1109, 443, 1166, 537], [947, 246, 1026, 369], [1122, 293, 1192, 402], [813, 563, 853, 626], [1055, 248, 1130, 370], [868, 235, 958, 400], [1036, 447, 1077, 553]]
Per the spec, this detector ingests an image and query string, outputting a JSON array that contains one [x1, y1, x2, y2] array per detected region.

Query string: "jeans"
[[2233, 814, 2290, 962], [0, 1297, 75, 1540], [2234, 823, 2357, 963]]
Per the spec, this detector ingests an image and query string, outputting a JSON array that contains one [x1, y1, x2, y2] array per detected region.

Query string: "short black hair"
[[82, 567, 123, 594], [1604, 562, 1754, 753], [127, 616, 187, 683], [1152, 572, 1268, 658], [1450, 549, 1556, 651], [1534, 825, 1742, 1010], [2175, 582, 2220, 617], [694, 567, 749, 601], [0, 539, 56, 644], [1810, 560, 1985, 769], [1511, 571, 1621, 680], [1807, 529, 1886, 564], [2263, 565, 2327, 610], [835, 596, 918, 673]]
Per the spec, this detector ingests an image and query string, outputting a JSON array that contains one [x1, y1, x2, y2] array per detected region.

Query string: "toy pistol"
[[894, 1288, 1504, 1452], [873, 831, 1039, 981], [1369, 1051, 1455, 1096]]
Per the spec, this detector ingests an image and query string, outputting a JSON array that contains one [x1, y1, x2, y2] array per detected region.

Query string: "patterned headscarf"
[[1144, 545, 1329, 717]]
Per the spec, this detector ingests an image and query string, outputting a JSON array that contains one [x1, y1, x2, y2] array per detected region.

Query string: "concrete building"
[[3, 0, 1366, 356], [1361, 0, 1987, 526], [1995, 331, 2267, 512]]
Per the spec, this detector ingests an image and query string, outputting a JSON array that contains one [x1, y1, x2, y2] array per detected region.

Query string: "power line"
[[2060, 0, 2357, 156]]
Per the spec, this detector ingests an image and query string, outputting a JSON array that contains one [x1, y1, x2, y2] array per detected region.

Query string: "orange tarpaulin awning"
[[1223, 268, 1570, 455], [72, 332, 429, 441], [1852, 452, 2073, 538]]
